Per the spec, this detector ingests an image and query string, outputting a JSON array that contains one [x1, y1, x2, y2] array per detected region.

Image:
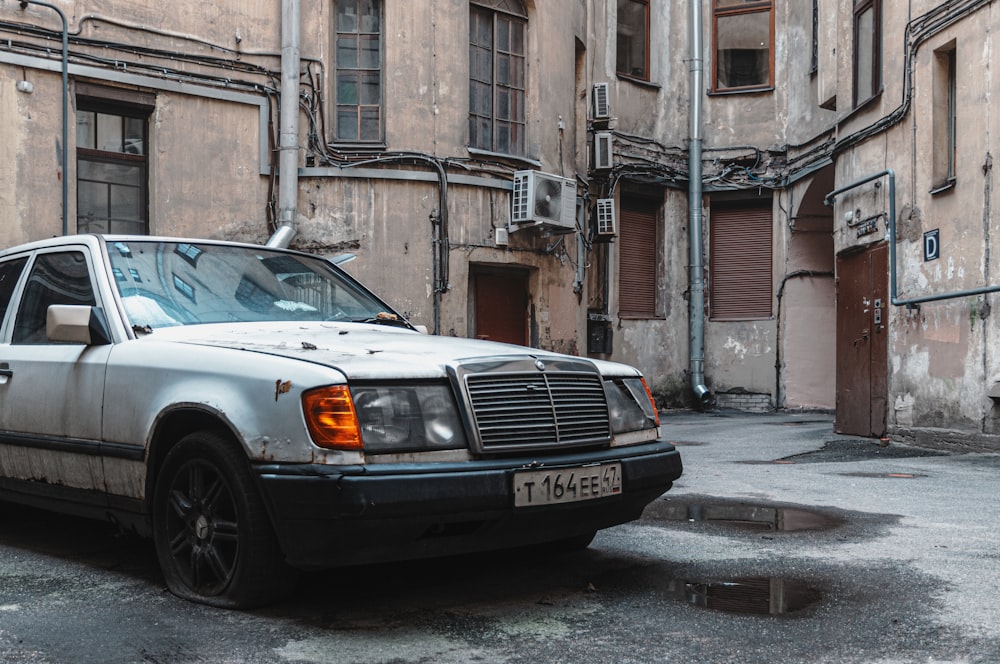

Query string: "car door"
[[0, 248, 110, 495]]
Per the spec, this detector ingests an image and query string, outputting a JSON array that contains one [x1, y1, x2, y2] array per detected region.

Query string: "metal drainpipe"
[[21, 0, 67, 236], [688, 0, 713, 408], [267, 0, 301, 248]]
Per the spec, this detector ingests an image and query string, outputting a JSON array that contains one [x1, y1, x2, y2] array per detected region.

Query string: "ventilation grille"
[[593, 82, 611, 120], [596, 199, 616, 236], [594, 132, 613, 170], [511, 175, 531, 224], [466, 372, 611, 451]]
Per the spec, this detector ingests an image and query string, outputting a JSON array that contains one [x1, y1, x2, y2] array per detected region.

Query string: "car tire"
[[152, 429, 296, 609]]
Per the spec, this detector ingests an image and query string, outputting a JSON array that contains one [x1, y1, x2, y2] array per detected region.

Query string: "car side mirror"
[[46, 305, 113, 345]]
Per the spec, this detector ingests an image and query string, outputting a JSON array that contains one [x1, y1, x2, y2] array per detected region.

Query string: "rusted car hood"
[[137, 322, 613, 380]]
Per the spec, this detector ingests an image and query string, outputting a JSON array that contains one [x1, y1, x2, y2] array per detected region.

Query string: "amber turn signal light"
[[302, 385, 363, 451]]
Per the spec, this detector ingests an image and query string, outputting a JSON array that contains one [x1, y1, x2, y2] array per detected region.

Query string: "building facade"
[[2, 0, 998, 450]]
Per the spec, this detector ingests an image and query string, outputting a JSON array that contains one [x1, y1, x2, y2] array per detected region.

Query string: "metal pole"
[[688, 0, 713, 408], [267, 0, 302, 248]]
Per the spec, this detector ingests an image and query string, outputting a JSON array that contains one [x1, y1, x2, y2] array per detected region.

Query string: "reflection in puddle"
[[839, 471, 925, 479], [670, 577, 821, 616], [652, 500, 840, 532]]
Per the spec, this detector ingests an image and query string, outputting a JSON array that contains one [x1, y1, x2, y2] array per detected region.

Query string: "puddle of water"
[[765, 420, 831, 426], [669, 577, 821, 616], [839, 471, 926, 479], [649, 500, 840, 532]]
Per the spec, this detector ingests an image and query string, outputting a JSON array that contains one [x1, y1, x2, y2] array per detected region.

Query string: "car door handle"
[[0, 363, 11, 378]]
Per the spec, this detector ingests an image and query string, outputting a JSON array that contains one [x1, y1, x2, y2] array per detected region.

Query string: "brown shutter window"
[[710, 204, 773, 320], [619, 201, 658, 318]]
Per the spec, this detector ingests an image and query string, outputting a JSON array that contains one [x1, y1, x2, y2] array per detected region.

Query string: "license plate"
[[513, 462, 622, 507]]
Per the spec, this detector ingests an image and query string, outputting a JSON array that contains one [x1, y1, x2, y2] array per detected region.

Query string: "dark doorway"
[[835, 243, 888, 436], [472, 267, 529, 346]]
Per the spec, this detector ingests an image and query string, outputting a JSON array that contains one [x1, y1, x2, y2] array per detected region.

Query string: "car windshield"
[[106, 240, 398, 329]]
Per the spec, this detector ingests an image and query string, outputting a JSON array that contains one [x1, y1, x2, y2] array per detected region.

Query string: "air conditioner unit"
[[511, 170, 578, 233], [595, 198, 617, 237], [594, 132, 614, 171], [592, 82, 611, 121]]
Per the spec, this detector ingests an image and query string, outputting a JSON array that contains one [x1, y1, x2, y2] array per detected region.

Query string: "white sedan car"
[[0, 235, 682, 608]]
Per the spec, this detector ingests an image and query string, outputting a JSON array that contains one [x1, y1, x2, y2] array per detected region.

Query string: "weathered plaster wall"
[[150, 95, 268, 239], [781, 276, 836, 408], [823, 0, 1000, 442], [0, 65, 63, 244], [704, 321, 777, 400], [0, 65, 28, 248]]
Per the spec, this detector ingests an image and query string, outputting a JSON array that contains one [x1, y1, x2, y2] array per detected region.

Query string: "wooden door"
[[473, 269, 528, 346], [835, 243, 888, 436]]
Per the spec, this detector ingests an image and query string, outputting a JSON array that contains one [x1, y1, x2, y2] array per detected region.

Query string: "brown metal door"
[[474, 269, 528, 346], [835, 244, 888, 436]]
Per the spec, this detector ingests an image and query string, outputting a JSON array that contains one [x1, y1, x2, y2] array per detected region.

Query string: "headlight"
[[302, 383, 467, 453], [605, 377, 660, 434]]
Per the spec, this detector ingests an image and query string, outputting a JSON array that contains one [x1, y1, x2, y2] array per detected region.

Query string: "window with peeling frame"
[[469, 0, 527, 156], [75, 85, 153, 235], [852, 0, 882, 107], [334, 0, 384, 143], [712, 0, 774, 92], [617, 0, 650, 81]]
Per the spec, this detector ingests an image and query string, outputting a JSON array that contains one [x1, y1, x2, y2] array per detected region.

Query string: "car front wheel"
[[152, 430, 295, 608]]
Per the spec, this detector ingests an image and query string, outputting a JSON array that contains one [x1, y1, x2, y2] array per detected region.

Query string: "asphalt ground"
[[0, 410, 998, 663]]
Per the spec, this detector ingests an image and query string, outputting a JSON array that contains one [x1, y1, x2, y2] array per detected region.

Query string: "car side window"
[[12, 251, 97, 345], [0, 257, 28, 333]]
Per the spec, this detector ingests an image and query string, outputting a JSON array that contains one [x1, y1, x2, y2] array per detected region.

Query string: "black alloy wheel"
[[152, 430, 294, 608]]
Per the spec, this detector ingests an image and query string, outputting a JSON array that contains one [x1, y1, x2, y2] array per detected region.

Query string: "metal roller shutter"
[[710, 205, 773, 320], [619, 204, 657, 318]]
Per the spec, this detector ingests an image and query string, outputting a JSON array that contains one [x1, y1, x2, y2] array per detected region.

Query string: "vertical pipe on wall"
[[267, 0, 302, 248], [688, 0, 713, 408]]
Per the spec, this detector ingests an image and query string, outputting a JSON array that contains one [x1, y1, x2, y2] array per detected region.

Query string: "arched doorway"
[[781, 169, 836, 409]]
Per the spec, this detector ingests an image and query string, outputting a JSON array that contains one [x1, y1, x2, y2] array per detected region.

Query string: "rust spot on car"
[[274, 379, 292, 401]]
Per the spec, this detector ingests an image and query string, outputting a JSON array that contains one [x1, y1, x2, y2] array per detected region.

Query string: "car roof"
[[0, 234, 297, 259]]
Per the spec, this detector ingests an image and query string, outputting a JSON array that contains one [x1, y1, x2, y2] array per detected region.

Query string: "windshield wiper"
[[352, 313, 411, 328]]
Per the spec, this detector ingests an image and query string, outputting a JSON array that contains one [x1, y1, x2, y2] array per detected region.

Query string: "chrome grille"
[[466, 372, 611, 451]]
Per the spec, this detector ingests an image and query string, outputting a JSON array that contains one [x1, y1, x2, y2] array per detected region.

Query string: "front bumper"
[[254, 440, 683, 569]]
